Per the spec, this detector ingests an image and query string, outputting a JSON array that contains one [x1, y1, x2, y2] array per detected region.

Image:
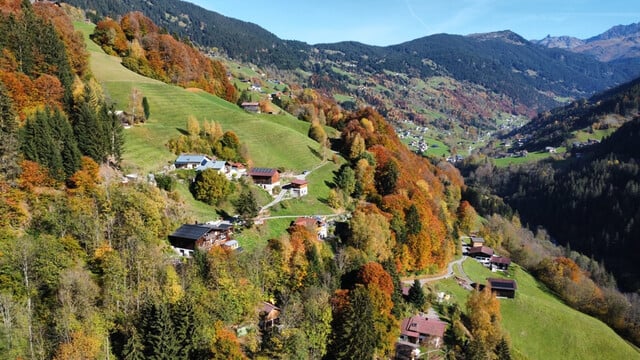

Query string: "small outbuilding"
[[241, 102, 260, 113], [290, 178, 308, 197], [490, 256, 512, 271], [487, 278, 517, 299], [470, 236, 485, 248]]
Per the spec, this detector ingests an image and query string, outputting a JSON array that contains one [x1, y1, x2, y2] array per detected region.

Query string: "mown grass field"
[[434, 259, 640, 360], [77, 22, 339, 241]]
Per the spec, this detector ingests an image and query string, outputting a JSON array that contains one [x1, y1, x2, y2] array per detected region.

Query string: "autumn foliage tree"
[[92, 12, 237, 102]]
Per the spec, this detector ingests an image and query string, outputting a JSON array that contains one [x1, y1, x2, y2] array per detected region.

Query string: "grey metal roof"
[[169, 224, 211, 241]]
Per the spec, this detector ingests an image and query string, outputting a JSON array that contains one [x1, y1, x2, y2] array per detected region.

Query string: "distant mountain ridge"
[[534, 22, 640, 62], [63, 0, 640, 131]]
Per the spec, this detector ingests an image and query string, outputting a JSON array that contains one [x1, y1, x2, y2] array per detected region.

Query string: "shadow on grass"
[[176, 127, 189, 136], [307, 145, 323, 160]]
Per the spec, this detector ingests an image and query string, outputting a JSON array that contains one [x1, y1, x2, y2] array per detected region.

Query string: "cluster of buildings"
[[465, 236, 512, 272], [174, 154, 308, 197]]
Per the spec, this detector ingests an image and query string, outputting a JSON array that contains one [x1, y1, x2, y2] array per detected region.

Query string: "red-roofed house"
[[290, 178, 308, 197], [468, 246, 494, 262], [399, 314, 447, 348]]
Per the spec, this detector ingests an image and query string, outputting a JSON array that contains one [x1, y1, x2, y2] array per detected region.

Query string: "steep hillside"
[[63, 0, 640, 138], [490, 118, 640, 292], [63, 0, 309, 67], [75, 21, 329, 170], [508, 76, 640, 151]]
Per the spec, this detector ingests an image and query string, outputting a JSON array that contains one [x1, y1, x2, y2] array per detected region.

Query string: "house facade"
[[490, 256, 511, 271], [249, 167, 280, 193], [290, 179, 308, 197], [241, 102, 260, 113], [468, 246, 494, 262], [470, 236, 485, 248]]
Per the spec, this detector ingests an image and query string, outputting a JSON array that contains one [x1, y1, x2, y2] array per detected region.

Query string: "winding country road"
[[402, 255, 471, 287]]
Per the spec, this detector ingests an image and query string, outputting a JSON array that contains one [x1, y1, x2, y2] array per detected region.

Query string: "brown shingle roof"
[[400, 315, 446, 339], [490, 256, 511, 265], [468, 246, 494, 256]]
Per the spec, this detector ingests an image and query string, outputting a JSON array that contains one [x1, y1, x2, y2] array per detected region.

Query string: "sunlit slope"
[[76, 22, 322, 174]]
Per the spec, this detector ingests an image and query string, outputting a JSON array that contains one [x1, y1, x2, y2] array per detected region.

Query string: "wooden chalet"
[[241, 102, 260, 113], [289, 178, 308, 197], [258, 302, 280, 330], [470, 236, 485, 247], [468, 246, 494, 260], [249, 167, 280, 193], [168, 221, 234, 257], [487, 278, 517, 299]]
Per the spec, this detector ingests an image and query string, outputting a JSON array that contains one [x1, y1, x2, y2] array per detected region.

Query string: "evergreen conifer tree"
[[73, 101, 105, 162], [407, 279, 426, 309], [21, 110, 65, 180], [48, 108, 81, 178]]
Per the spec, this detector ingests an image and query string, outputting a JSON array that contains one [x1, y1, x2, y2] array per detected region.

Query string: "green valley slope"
[[436, 259, 640, 359], [77, 22, 323, 174], [77, 22, 337, 226]]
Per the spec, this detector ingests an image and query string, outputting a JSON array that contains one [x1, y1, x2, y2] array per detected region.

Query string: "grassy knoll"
[[434, 259, 640, 359]]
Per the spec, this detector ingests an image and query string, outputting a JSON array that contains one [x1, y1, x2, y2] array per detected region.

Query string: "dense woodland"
[[510, 76, 640, 151], [1, 1, 640, 359], [62, 0, 310, 68], [0, 2, 480, 359]]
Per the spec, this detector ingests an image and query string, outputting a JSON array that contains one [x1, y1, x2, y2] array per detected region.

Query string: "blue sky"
[[188, 0, 640, 46]]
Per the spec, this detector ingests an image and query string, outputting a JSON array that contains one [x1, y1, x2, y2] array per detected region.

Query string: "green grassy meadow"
[[434, 259, 640, 359], [77, 22, 339, 241], [78, 22, 325, 175]]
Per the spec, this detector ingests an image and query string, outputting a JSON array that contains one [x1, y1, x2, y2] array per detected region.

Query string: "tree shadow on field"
[[176, 128, 189, 136], [307, 145, 323, 160]]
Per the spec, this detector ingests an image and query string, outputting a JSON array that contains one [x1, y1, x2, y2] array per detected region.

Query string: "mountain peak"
[[532, 35, 585, 49], [467, 30, 529, 45], [587, 22, 640, 42]]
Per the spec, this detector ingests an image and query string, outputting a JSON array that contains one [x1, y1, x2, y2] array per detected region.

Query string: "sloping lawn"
[[435, 259, 640, 360]]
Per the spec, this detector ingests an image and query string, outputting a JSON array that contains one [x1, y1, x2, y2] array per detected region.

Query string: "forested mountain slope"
[[510, 75, 640, 151], [64, 0, 640, 129], [469, 76, 640, 291]]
